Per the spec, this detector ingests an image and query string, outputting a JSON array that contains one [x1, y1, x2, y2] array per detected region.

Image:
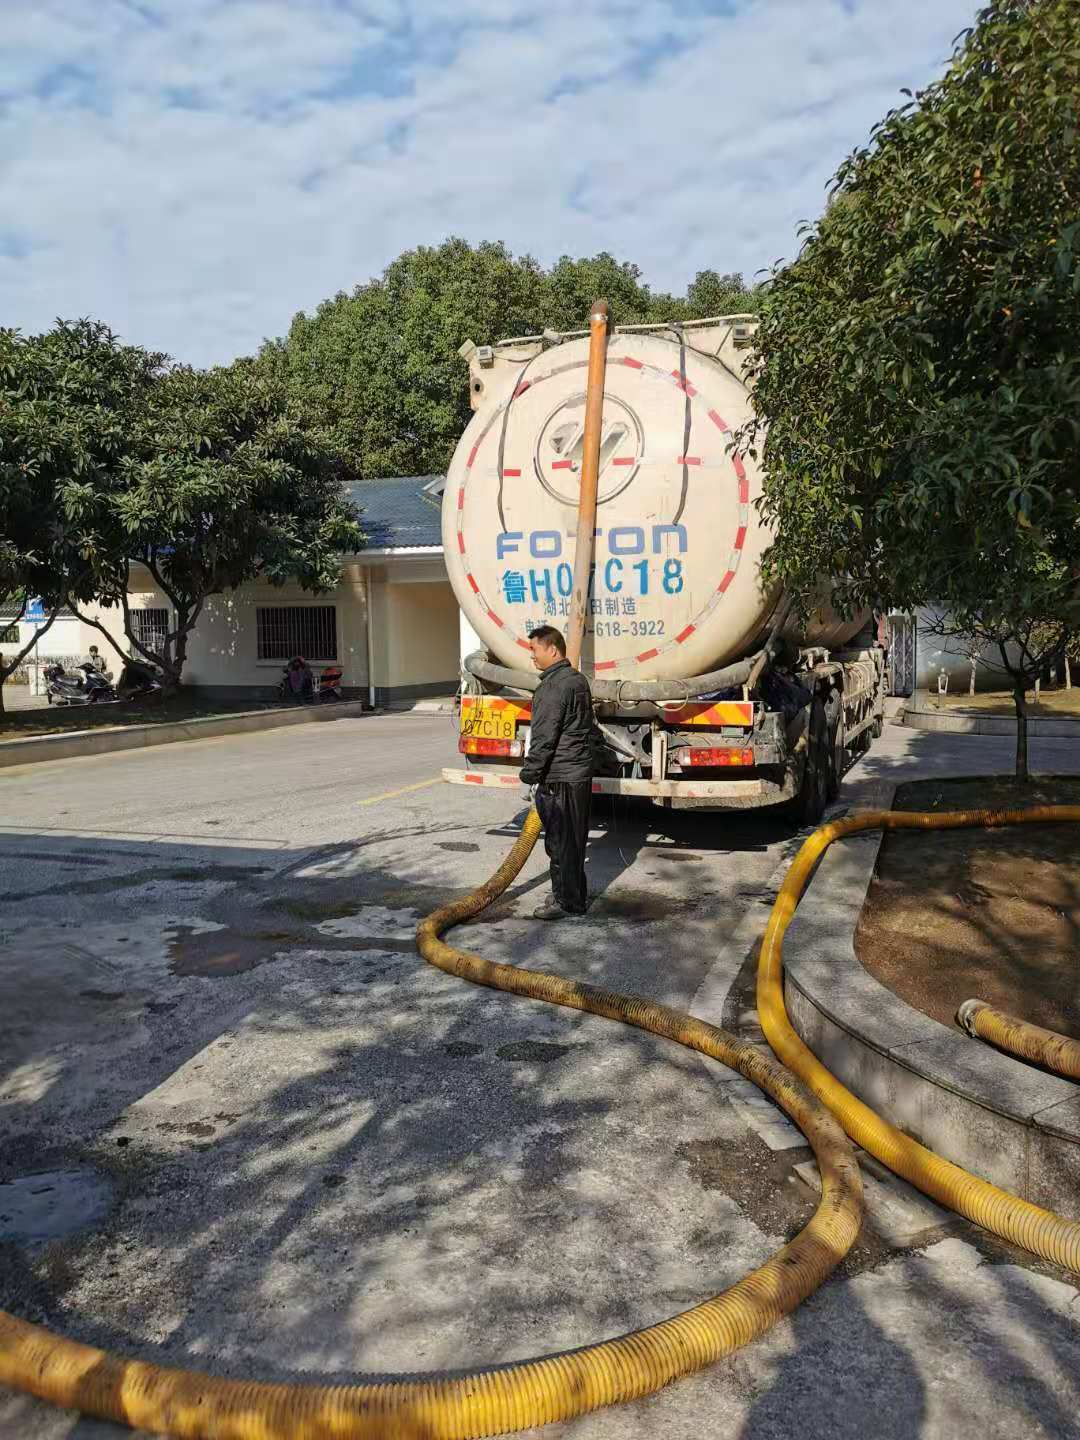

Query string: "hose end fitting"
[[956, 998, 986, 1037]]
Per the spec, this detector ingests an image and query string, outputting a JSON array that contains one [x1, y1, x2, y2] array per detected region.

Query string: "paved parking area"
[[1, 713, 1078, 1439]]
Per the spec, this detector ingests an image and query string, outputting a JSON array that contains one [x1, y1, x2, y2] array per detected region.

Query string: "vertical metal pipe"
[[566, 299, 609, 671]]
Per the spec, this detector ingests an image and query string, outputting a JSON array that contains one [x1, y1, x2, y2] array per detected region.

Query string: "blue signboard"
[[24, 598, 47, 623]]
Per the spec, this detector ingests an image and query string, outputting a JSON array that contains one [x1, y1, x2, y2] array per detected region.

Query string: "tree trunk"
[[0, 675, 6, 716], [1066, 656, 1072, 690], [969, 659, 976, 695], [1013, 683, 1029, 782]]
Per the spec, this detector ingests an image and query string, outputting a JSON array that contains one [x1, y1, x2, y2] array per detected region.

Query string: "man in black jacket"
[[519, 625, 594, 920]]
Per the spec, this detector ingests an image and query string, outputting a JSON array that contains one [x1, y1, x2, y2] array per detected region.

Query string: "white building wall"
[[121, 573, 372, 699]]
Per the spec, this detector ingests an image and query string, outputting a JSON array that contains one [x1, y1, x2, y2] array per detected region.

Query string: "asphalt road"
[[1, 713, 1078, 1439]]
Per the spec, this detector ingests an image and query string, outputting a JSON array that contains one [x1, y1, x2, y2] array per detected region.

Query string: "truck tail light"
[[686, 747, 755, 767], [459, 736, 524, 758]]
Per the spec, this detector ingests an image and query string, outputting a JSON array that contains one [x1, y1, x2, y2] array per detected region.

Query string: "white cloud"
[[0, 0, 981, 366]]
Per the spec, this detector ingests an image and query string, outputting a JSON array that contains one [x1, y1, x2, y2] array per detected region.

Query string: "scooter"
[[44, 662, 117, 706], [117, 657, 165, 703], [314, 664, 344, 703]]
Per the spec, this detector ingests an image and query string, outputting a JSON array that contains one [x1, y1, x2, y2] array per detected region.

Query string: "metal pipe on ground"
[[566, 299, 609, 670]]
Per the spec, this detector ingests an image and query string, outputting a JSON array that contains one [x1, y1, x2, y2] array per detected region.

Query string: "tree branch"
[[0, 604, 62, 680]]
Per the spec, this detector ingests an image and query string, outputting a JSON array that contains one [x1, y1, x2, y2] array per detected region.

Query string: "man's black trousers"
[[535, 780, 592, 914]]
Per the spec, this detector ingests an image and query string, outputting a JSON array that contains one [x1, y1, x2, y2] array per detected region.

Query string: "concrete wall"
[[2, 605, 128, 694], [381, 578, 459, 703], [137, 573, 371, 701], [61, 554, 458, 706]]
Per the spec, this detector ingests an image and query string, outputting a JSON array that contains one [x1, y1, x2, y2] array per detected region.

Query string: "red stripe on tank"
[[675, 624, 695, 643]]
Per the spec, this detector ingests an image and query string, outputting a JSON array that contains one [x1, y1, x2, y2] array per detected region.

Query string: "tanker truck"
[[440, 315, 886, 823]]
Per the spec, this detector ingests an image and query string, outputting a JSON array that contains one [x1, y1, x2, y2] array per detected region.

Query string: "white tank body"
[[443, 322, 865, 682]]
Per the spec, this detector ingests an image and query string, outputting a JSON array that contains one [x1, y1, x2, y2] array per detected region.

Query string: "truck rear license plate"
[[461, 702, 515, 741]]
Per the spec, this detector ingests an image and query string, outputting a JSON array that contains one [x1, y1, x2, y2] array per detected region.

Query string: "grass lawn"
[[922, 686, 1080, 719]]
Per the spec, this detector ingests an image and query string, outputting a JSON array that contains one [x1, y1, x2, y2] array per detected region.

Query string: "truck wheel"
[[793, 697, 829, 827], [825, 692, 844, 801]]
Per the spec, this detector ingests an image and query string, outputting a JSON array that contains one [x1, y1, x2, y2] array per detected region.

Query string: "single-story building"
[[0, 606, 128, 692], [121, 476, 460, 707]]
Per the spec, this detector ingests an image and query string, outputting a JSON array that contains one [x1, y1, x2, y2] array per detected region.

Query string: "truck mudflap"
[[441, 767, 773, 800]]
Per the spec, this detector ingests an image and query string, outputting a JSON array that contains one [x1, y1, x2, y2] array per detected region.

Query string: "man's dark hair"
[[528, 625, 566, 656]]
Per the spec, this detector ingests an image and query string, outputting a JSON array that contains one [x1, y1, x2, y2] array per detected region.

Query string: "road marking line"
[[358, 776, 441, 806]]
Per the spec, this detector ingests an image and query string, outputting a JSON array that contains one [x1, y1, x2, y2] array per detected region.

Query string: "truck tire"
[[825, 691, 844, 801], [791, 697, 830, 827]]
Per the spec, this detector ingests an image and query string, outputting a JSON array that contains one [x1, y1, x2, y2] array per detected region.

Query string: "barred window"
[[130, 608, 170, 654], [256, 606, 337, 661], [0, 624, 19, 644]]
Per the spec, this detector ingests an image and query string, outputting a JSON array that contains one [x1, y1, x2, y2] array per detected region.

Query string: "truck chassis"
[[444, 643, 887, 824]]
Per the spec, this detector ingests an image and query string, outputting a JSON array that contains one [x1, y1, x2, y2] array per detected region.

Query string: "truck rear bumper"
[[441, 767, 776, 801]]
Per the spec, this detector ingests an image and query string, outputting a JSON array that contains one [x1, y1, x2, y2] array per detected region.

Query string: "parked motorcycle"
[[276, 658, 345, 704], [117, 657, 165, 703], [44, 662, 117, 706], [314, 664, 344, 703]]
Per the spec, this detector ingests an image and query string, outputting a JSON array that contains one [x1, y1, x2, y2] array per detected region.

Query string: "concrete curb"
[[0, 699, 377, 770], [904, 690, 1080, 737], [783, 781, 1080, 1212]]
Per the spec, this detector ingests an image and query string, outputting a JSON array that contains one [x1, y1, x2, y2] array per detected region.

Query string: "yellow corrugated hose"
[[957, 998, 1080, 1082], [758, 804, 1080, 1272], [0, 807, 864, 1438]]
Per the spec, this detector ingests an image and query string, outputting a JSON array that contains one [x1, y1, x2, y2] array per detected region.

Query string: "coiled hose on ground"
[[758, 804, 1080, 1274], [0, 807, 863, 1439], [957, 998, 1080, 1082]]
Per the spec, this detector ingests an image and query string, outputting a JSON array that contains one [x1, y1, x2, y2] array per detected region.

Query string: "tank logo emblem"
[[534, 392, 643, 505]]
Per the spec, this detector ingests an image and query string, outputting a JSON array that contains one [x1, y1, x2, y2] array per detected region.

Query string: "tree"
[[68, 358, 365, 690], [260, 239, 760, 479], [744, 0, 1080, 777], [919, 587, 1071, 781], [0, 320, 163, 713]]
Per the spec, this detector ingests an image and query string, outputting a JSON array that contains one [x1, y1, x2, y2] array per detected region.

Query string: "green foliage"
[[746, 0, 1080, 662], [261, 239, 758, 477], [0, 320, 162, 610], [71, 358, 364, 681], [2, 321, 363, 687]]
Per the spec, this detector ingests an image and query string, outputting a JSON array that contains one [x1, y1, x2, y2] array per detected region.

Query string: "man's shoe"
[[532, 901, 581, 921]]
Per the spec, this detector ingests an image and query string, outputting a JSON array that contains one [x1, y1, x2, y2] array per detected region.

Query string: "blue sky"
[[1, 0, 981, 367]]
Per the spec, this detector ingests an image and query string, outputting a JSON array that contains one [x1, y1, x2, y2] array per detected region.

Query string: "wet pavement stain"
[[0, 1168, 115, 1244], [444, 1041, 483, 1058], [436, 841, 481, 853], [495, 1041, 571, 1062], [585, 890, 689, 921], [168, 925, 292, 977]]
